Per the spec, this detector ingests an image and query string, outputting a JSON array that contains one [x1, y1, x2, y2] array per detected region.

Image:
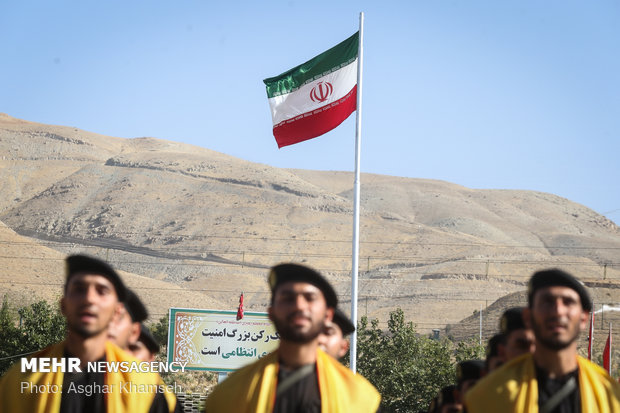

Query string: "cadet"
[[317, 307, 356, 360], [498, 307, 535, 363], [130, 324, 160, 362], [428, 385, 461, 413], [485, 333, 505, 373], [0, 254, 178, 412], [455, 359, 484, 404], [204, 263, 381, 412], [466, 268, 620, 412], [108, 288, 148, 350]]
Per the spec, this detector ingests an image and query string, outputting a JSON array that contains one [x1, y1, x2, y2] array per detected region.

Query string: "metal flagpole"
[[588, 309, 595, 360], [479, 303, 483, 346], [609, 323, 613, 375], [350, 11, 364, 374]]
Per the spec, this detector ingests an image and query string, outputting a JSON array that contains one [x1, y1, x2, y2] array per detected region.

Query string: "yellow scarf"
[[205, 348, 381, 413], [465, 353, 620, 413], [0, 341, 176, 413]]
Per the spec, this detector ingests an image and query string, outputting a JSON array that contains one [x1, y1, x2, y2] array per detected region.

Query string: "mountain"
[[1, 113, 619, 336]]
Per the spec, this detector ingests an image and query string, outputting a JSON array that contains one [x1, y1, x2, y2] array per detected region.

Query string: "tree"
[[150, 315, 169, 348], [351, 308, 456, 412], [454, 338, 486, 363], [0, 297, 66, 376], [349, 308, 487, 412], [0, 298, 21, 375]]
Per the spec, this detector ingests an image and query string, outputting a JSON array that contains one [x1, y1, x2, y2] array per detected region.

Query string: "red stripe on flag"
[[273, 86, 357, 148]]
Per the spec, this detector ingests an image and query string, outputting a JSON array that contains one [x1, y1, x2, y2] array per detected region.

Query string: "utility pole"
[[479, 303, 483, 346]]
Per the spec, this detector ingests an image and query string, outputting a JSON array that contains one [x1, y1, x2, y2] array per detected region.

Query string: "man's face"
[[527, 286, 588, 351], [318, 321, 349, 359], [268, 281, 333, 344], [61, 273, 120, 338], [108, 304, 140, 350], [501, 328, 535, 362]]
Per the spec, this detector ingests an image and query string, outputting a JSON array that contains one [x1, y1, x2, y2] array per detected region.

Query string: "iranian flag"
[[263, 32, 359, 148]]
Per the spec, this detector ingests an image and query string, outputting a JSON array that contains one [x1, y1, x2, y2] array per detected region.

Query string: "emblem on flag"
[[310, 81, 334, 103]]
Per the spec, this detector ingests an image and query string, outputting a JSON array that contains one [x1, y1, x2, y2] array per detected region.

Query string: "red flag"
[[603, 326, 612, 374], [588, 311, 595, 360], [237, 293, 244, 320]]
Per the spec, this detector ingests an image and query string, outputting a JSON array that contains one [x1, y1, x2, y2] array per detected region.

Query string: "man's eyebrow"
[[68, 277, 113, 288]]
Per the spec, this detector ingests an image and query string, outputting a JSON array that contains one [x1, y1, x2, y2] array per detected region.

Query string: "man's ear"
[[267, 306, 273, 322], [579, 311, 589, 331], [338, 339, 350, 359], [325, 307, 334, 322], [111, 303, 123, 324], [129, 322, 141, 344]]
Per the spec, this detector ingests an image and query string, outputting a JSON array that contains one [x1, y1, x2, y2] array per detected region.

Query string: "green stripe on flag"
[[263, 31, 359, 98]]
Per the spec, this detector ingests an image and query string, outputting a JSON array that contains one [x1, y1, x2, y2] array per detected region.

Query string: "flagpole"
[[350, 11, 364, 374], [609, 323, 613, 375], [588, 309, 595, 360]]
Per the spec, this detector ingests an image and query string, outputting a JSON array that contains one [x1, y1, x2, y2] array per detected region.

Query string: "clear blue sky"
[[2, 1, 619, 222]]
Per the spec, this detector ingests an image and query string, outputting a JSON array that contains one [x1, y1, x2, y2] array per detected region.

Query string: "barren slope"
[[1, 113, 619, 333]]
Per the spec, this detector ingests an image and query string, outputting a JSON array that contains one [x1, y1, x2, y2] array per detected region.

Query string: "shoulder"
[[105, 341, 171, 388], [575, 356, 620, 410], [104, 342, 177, 413], [205, 351, 279, 409], [322, 352, 377, 391], [0, 358, 26, 390], [465, 353, 534, 412], [1, 341, 64, 383], [577, 356, 620, 393], [317, 350, 381, 407], [0, 342, 65, 410], [216, 352, 277, 390], [475, 353, 532, 390], [577, 356, 613, 379]]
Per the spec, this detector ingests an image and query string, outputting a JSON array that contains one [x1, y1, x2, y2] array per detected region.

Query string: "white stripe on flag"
[[267, 59, 357, 126]]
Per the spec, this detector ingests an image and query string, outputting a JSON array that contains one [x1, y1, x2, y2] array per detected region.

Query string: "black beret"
[[456, 360, 485, 385], [528, 268, 592, 311], [332, 308, 355, 336], [138, 324, 160, 355], [500, 307, 526, 335], [124, 289, 148, 323], [268, 263, 338, 308], [65, 254, 127, 301]]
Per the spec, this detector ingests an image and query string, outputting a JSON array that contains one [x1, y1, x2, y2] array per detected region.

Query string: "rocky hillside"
[[1, 113, 619, 335]]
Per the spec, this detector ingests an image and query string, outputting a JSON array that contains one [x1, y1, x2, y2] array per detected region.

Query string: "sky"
[[2, 1, 619, 222]]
